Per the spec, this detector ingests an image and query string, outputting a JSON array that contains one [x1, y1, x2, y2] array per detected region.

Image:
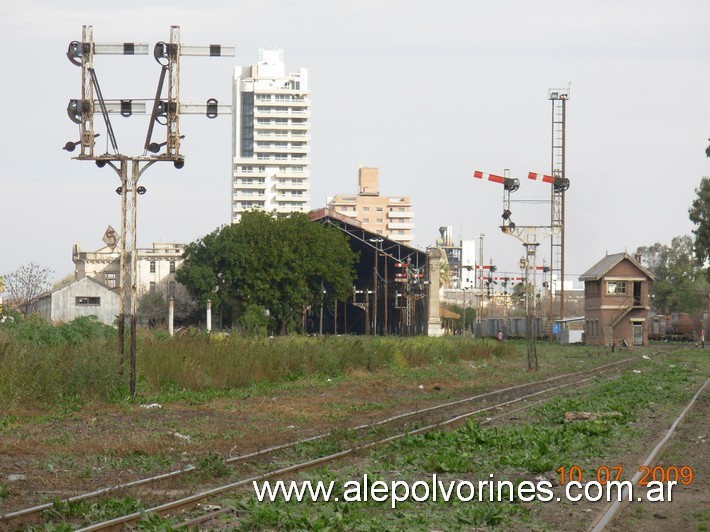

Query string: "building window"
[[149, 261, 156, 273], [376, 207, 383, 212], [363, 218, 370, 223], [150, 282, 156, 293], [363, 207, 370, 212], [377, 218, 383, 224], [606, 281, 627, 295], [169, 261, 176, 273], [76, 296, 100, 306], [105, 272, 117, 288], [585, 281, 600, 297], [240, 92, 254, 157]]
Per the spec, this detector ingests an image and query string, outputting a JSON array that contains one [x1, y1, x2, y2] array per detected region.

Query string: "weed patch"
[[227, 351, 705, 530]]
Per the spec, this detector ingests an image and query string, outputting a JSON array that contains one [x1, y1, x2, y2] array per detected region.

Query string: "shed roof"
[[578, 252, 655, 282], [38, 275, 115, 300]]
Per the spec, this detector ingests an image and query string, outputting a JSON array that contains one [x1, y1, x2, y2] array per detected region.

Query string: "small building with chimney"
[[579, 252, 655, 347], [326, 167, 414, 243]]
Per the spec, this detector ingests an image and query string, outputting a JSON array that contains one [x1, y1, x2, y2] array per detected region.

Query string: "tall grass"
[[0, 315, 122, 408], [138, 335, 513, 393], [0, 312, 512, 408]]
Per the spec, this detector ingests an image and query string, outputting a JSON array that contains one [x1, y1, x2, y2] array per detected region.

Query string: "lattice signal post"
[[65, 25, 233, 396], [473, 169, 558, 370]]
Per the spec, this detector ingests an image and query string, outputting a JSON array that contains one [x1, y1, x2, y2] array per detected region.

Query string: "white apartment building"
[[231, 49, 310, 223]]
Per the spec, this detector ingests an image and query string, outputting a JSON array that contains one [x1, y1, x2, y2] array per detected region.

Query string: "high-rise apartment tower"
[[231, 50, 310, 222]]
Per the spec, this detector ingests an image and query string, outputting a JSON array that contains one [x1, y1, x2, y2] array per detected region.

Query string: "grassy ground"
[[2, 324, 705, 529]]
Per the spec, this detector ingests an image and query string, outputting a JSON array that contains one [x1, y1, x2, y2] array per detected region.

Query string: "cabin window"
[[607, 280, 627, 295], [585, 281, 600, 297]]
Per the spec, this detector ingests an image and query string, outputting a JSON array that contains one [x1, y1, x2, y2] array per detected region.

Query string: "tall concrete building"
[[231, 49, 310, 223], [327, 167, 414, 243]]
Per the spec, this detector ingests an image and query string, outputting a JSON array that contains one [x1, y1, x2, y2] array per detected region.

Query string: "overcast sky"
[[2, 0, 709, 287]]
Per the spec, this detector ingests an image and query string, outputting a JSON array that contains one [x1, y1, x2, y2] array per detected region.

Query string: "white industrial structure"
[[73, 238, 184, 297], [231, 49, 310, 222], [460, 240, 477, 289]]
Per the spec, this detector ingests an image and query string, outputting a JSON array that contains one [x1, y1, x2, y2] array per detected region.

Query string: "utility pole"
[[383, 251, 388, 335], [477, 233, 486, 333], [65, 25, 233, 396], [462, 287, 467, 335], [369, 238, 383, 335]]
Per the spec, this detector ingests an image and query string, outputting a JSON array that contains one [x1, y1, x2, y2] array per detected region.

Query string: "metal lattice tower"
[[549, 88, 570, 319]]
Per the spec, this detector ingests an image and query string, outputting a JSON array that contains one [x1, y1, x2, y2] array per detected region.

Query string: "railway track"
[[0, 353, 658, 530], [1, 352, 657, 530]]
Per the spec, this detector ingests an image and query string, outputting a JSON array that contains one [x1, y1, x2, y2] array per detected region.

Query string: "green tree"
[[689, 176, 710, 277], [137, 281, 197, 328], [635, 235, 707, 314], [238, 304, 271, 336], [177, 211, 358, 334], [137, 291, 167, 328]]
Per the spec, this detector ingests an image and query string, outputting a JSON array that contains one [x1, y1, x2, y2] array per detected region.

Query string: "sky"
[[1, 0, 709, 288]]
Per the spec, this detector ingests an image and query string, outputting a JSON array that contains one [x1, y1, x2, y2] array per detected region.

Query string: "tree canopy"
[[177, 211, 358, 334], [635, 235, 707, 315], [689, 176, 710, 278]]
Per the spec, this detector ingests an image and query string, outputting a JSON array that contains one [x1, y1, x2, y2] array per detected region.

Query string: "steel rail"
[[590, 377, 710, 531]]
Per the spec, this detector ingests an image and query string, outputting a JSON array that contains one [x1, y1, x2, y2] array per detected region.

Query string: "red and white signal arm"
[[527, 172, 555, 183], [473, 170, 505, 184]]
